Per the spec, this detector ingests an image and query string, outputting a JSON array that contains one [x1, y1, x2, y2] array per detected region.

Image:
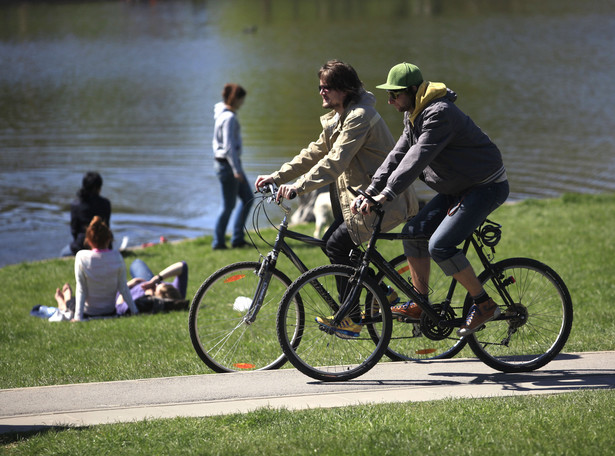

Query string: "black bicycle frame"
[[245, 208, 337, 324]]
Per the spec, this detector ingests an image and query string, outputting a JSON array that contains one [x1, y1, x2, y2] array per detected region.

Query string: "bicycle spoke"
[[189, 262, 294, 372], [277, 265, 393, 381], [467, 258, 572, 372]]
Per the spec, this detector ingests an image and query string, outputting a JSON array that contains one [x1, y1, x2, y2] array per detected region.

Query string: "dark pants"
[[322, 219, 357, 267], [322, 219, 363, 320]]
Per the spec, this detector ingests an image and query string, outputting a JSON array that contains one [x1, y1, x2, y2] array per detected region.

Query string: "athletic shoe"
[[457, 298, 501, 337], [391, 301, 422, 320], [315, 315, 362, 339], [385, 286, 400, 306]]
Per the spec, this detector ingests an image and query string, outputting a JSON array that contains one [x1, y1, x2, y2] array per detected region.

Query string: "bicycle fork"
[[243, 257, 274, 325], [330, 269, 367, 328]]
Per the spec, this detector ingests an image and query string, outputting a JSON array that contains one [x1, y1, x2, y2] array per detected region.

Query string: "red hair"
[[85, 216, 113, 249]]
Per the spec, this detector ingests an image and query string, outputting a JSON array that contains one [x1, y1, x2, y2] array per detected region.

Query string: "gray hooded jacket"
[[367, 82, 506, 199]]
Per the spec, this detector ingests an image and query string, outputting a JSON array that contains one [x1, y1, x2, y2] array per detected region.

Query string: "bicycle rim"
[[467, 257, 573, 372], [375, 255, 467, 361], [277, 265, 392, 382], [189, 261, 298, 372]]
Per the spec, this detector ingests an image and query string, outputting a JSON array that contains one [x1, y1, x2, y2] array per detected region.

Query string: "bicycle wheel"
[[189, 261, 299, 373], [375, 254, 467, 361], [277, 264, 393, 382], [465, 257, 573, 373]]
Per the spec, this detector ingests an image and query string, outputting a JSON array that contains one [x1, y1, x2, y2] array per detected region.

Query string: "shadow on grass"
[[0, 424, 76, 443]]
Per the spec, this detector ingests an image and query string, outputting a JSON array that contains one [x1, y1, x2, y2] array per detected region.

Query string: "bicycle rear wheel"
[[466, 257, 573, 372], [375, 255, 467, 361], [189, 261, 298, 373], [277, 265, 392, 382]]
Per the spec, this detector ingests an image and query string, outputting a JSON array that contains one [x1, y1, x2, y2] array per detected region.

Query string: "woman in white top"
[[63, 216, 138, 321], [212, 83, 252, 250]]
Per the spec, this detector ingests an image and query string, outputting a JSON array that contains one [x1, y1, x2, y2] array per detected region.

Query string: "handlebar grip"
[[347, 186, 382, 210], [288, 190, 297, 200]]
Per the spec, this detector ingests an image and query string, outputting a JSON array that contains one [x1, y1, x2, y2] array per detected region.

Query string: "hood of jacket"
[[214, 102, 229, 120], [409, 82, 451, 125]]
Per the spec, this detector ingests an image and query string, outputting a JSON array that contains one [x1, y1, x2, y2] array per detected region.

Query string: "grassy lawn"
[[1, 193, 614, 454], [2, 390, 614, 455]]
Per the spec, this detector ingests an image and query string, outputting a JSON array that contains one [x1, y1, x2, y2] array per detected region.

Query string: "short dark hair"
[[318, 60, 364, 107], [222, 83, 247, 107]]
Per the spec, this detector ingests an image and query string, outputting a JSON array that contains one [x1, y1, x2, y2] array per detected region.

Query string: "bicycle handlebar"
[[347, 186, 384, 217], [256, 183, 295, 213]]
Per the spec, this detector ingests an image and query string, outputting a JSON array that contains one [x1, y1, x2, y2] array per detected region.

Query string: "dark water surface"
[[1, 0, 614, 267]]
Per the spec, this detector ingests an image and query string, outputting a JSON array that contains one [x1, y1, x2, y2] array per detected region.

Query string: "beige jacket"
[[271, 90, 419, 244]]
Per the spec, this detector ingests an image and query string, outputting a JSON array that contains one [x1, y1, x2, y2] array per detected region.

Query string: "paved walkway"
[[1, 351, 614, 434]]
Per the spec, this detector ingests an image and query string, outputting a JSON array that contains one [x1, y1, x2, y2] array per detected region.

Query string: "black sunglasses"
[[319, 85, 333, 92], [387, 89, 405, 100]]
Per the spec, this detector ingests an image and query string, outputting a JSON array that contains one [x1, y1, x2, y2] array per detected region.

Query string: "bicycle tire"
[[189, 261, 299, 373], [375, 254, 467, 361], [277, 264, 393, 382], [465, 257, 573, 372]]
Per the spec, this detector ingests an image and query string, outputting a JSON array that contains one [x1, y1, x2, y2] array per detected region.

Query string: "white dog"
[[313, 192, 333, 238]]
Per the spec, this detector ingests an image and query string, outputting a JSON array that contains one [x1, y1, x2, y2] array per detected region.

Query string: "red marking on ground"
[[415, 349, 437, 355]]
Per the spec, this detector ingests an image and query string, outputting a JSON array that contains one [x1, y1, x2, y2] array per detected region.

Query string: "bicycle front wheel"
[[466, 257, 573, 372], [277, 265, 393, 382], [189, 261, 296, 373], [376, 254, 467, 361]]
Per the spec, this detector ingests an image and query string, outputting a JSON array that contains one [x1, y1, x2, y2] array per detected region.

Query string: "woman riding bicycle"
[[353, 62, 509, 337]]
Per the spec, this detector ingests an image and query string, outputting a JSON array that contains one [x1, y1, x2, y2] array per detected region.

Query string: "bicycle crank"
[[420, 304, 456, 340]]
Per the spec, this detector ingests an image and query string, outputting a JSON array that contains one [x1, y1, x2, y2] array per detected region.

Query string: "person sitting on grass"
[[53, 216, 139, 321], [53, 257, 189, 320]]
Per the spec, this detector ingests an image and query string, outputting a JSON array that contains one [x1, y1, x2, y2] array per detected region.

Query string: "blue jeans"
[[130, 258, 154, 280], [213, 160, 254, 248], [402, 180, 510, 276]]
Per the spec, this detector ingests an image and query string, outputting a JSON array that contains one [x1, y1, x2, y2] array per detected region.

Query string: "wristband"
[[154, 274, 163, 283]]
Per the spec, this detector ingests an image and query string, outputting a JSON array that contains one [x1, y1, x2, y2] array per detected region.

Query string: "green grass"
[[1, 193, 615, 454], [2, 192, 614, 388], [3, 390, 614, 455]]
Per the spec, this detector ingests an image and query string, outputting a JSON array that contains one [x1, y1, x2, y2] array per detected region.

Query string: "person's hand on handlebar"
[[254, 175, 275, 192], [351, 193, 387, 215], [276, 184, 298, 202]]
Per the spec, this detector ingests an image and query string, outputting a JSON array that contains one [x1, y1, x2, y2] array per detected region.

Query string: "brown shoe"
[[457, 298, 501, 337], [391, 301, 422, 320]]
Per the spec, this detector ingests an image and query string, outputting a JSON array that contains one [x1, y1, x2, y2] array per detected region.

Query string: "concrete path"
[[1, 351, 614, 434]]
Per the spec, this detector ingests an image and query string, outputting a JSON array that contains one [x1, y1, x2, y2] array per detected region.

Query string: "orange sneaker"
[[457, 298, 501, 337], [391, 301, 422, 320]]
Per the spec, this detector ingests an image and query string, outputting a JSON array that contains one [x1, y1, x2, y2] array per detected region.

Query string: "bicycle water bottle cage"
[[479, 220, 502, 247]]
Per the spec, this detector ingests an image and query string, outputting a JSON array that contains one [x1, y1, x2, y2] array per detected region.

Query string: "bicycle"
[[189, 185, 460, 374], [276, 188, 573, 381], [189, 184, 330, 373]]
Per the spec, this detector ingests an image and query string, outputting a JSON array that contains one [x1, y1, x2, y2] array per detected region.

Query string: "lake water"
[[1, 0, 614, 268]]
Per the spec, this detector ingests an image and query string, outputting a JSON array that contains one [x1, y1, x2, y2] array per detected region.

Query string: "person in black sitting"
[[61, 171, 112, 256]]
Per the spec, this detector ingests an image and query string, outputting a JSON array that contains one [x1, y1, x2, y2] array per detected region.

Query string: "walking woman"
[[211, 83, 253, 250]]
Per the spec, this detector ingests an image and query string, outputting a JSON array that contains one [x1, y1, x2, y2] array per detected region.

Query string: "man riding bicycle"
[[353, 62, 510, 337], [255, 60, 419, 338]]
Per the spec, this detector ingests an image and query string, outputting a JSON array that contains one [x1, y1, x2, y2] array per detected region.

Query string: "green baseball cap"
[[376, 62, 423, 90]]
